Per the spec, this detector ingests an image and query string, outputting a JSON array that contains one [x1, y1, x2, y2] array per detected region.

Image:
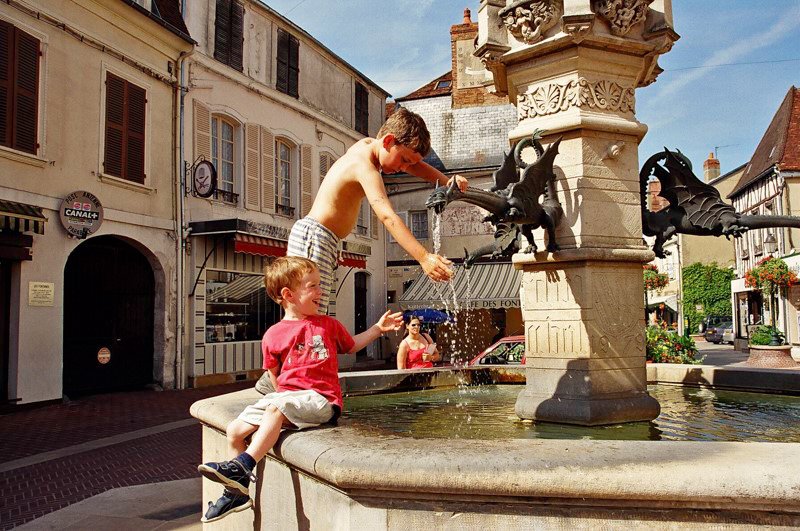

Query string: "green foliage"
[[748, 325, 785, 346], [682, 262, 735, 334], [646, 325, 703, 364], [643, 264, 669, 292]]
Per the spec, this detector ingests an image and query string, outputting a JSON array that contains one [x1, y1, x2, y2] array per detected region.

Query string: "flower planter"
[[746, 345, 798, 368]]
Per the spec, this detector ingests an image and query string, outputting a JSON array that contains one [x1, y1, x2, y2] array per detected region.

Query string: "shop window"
[[104, 72, 146, 183], [275, 139, 295, 217], [214, 0, 244, 71], [355, 82, 369, 135], [211, 116, 238, 204], [409, 210, 428, 240], [205, 270, 281, 343], [0, 20, 40, 154], [276, 29, 299, 98]]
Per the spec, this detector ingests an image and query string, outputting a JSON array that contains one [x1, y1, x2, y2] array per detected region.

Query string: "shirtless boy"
[[287, 107, 467, 313]]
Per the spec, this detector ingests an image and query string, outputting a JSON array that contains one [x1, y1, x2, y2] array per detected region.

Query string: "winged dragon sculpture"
[[641, 148, 800, 258], [425, 131, 563, 268]]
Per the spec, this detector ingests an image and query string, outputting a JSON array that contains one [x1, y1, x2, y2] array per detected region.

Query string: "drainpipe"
[[174, 40, 195, 389]]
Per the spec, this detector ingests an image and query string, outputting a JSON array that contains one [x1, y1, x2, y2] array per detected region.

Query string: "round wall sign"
[[97, 347, 111, 365], [60, 191, 103, 239], [193, 160, 217, 198]]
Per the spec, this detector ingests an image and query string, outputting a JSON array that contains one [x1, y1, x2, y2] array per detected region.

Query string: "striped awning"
[[0, 199, 47, 234], [233, 233, 287, 257], [207, 273, 264, 303], [399, 262, 521, 311], [340, 251, 366, 269]]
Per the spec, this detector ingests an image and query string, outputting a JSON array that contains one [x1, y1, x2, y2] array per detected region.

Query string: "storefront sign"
[[60, 191, 103, 239], [245, 220, 289, 241], [343, 241, 371, 256], [28, 281, 54, 306], [97, 347, 111, 365]]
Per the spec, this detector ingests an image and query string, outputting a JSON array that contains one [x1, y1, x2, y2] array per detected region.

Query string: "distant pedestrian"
[[397, 315, 440, 369], [198, 257, 402, 522]]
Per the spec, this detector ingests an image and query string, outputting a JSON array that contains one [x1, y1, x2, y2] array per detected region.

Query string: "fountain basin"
[[191, 367, 800, 529]]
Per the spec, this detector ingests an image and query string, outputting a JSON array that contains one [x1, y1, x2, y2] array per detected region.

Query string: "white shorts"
[[236, 390, 335, 429]]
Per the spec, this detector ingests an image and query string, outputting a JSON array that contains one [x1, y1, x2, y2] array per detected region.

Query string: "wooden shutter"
[[276, 30, 288, 94], [12, 28, 38, 154], [245, 123, 260, 210], [319, 153, 329, 183], [288, 35, 299, 98], [371, 207, 379, 239], [214, 0, 231, 64], [230, 1, 244, 72], [260, 126, 275, 212], [0, 21, 13, 148], [104, 73, 125, 177], [126, 83, 146, 183], [193, 100, 211, 161], [300, 144, 312, 217], [355, 83, 368, 136]]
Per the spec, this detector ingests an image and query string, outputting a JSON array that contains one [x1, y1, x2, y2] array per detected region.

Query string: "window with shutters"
[[319, 152, 335, 184], [214, 0, 244, 71], [276, 29, 299, 98], [355, 82, 369, 135], [0, 20, 40, 155], [409, 210, 428, 240], [211, 116, 239, 204], [275, 139, 295, 217], [104, 73, 146, 183], [356, 202, 368, 236]]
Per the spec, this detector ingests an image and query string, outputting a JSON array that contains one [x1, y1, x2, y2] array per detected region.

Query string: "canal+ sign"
[[59, 191, 104, 239]]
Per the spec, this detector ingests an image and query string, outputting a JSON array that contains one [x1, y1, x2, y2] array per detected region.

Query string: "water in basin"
[[342, 384, 800, 442]]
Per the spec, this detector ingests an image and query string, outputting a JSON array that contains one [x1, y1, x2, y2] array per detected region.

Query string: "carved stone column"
[[476, 0, 678, 425]]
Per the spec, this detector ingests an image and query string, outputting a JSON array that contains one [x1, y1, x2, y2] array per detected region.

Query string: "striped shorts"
[[287, 217, 339, 314]]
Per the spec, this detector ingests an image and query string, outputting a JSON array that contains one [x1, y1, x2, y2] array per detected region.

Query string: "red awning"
[[234, 233, 287, 257], [340, 251, 366, 269]]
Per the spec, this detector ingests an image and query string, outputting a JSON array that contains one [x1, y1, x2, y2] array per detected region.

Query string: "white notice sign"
[[28, 282, 55, 307]]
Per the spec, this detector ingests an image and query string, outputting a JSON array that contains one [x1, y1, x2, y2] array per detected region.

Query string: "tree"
[[682, 262, 735, 334]]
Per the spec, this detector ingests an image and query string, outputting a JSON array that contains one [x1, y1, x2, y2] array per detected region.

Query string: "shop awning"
[[234, 233, 287, 257], [340, 251, 366, 269], [0, 199, 47, 234], [399, 262, 521, 310], [647, 294, 678, 311]]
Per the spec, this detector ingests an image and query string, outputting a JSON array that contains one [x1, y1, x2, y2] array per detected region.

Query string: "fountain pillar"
[[476, 0, 678, 425]]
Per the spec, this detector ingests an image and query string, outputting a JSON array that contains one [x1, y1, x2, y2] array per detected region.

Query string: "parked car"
[[722, 326, 735, 345], [704, 321, 733, 344], [468, 336, 525, 366]]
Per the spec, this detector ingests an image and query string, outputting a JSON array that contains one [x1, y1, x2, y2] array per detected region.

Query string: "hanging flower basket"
[[643, 264, 669, 292], [744, 256, 798, 349]]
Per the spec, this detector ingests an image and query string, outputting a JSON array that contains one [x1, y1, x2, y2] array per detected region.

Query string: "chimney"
[[463, 7, 472, 24], [450, 8, 506, 108], [704, 152, 720, 182]]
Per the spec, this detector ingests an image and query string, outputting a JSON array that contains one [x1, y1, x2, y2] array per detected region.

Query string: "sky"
[[264, 0, 800, 174]]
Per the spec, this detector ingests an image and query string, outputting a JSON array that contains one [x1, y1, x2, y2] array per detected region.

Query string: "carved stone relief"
[[528, 321, 581, 355], [517, 77, 635, 119], [524, 271, 583, 307], [592, 0, 654, 36], [499, 0, 563, 45], [591, 270, 644, 356]]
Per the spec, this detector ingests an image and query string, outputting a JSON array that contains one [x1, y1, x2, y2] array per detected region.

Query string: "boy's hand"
[[421, 252, 453, 282], [375, 310, 404, 333], [447, 174, 468, 192]]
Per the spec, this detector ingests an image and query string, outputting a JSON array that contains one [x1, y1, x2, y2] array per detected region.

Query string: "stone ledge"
[[647, 363, 800, 395]]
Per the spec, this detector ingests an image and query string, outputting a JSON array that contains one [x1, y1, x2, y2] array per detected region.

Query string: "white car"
[[721, 326, 735, 345]]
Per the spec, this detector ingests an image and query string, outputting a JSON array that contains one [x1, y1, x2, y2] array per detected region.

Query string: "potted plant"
[[643, 264, 669, 325], [645, 323, 702, 364], [744, 256, 798, 367]]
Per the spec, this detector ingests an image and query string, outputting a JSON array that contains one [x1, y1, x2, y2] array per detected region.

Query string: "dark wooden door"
[[63, 236, 154, 397], [354, 272, 367, 360], [0, 260, 10, 403]]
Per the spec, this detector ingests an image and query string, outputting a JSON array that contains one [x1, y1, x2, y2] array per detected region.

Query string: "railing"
[[356, 224, 368, 236], [276, 203, 295, 217], [213, 189, 239, 204]]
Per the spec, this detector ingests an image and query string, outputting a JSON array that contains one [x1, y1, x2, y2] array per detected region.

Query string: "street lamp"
[[763, 232, 782, 345]]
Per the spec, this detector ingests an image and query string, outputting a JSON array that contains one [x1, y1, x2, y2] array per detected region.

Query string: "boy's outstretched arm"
[[362, 174, 454, 281], [407, 160, 468, 192], [349, 310, 403, 354]]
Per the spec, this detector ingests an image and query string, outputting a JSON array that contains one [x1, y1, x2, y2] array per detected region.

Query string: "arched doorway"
[[63, 236, 154, 397]]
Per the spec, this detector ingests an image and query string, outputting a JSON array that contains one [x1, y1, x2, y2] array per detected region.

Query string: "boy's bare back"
[[308, 138, 381, 239]]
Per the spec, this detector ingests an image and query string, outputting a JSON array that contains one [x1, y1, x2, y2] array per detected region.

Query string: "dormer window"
[[435, 80, 452, 89]]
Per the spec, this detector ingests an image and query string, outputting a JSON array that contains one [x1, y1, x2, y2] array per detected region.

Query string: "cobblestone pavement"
[[0, 382, 251, 530]]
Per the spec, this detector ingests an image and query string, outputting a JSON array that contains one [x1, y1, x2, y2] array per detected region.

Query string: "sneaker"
[[201, 490, 252, 523], [197, 459, 256, 496]]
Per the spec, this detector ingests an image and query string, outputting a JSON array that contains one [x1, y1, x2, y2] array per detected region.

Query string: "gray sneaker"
[[201, 490, 252, 523]]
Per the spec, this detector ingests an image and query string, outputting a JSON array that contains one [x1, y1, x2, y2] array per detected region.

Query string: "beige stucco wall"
[[0, 0, 190, 403]]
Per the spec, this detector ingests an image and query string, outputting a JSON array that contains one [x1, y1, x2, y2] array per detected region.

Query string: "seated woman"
[[397, 316, 441, 369]]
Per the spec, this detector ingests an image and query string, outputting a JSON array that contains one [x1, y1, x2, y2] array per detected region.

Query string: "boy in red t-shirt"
[[198, 256, 402, 522]]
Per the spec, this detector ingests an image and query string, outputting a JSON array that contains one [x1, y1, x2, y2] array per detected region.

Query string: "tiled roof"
[[122, 0, 193, 43], [730, 86, 800, 197], [396, 71, 452, 102]]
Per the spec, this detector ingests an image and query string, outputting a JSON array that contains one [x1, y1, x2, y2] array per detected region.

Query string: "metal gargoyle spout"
[[426, 130, 564, 268], [641, 148, 800, 258]]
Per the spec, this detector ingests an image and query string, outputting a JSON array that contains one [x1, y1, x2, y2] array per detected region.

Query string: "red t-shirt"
[[262, 315, 355, 408]]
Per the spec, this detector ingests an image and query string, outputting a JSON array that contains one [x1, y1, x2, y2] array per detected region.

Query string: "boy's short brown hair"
[[377, 107, 431, 156], [264, 256, 317, 304]]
